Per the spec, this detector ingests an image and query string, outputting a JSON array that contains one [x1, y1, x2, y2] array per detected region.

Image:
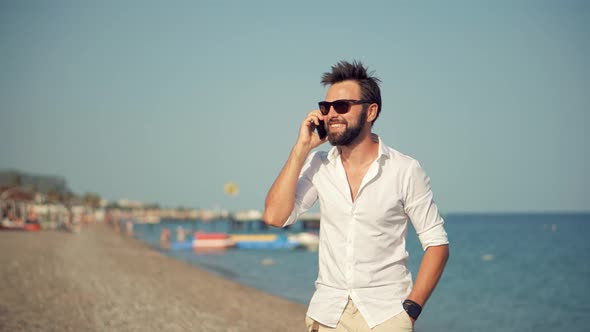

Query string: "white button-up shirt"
[[283, 136, 449, 328]]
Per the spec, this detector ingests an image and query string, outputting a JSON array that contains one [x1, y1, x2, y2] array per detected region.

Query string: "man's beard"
[[328, 109, 367, 146]]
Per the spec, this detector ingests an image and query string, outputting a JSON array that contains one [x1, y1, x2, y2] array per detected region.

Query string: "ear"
[[367, 103, 378, 123]]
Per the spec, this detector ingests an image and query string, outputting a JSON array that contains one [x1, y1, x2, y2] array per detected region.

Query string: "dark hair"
[[321, 60, 382, 123]]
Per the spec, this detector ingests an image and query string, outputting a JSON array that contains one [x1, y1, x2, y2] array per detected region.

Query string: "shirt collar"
[[326, 134, 390, 163]]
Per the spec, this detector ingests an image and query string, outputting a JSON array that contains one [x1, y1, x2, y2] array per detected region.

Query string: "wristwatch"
[[403, 299, 422, 320]]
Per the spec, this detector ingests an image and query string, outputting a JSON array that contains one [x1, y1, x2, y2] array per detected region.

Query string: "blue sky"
[[1, 0, 588, 212]]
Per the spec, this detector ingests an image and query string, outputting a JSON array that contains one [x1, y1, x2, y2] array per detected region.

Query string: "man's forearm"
[[407, 244, 449, 306], [263, 144, 310, 227]]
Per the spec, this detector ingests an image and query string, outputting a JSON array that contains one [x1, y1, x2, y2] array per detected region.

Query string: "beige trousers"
[[305, 298, 414, 332]]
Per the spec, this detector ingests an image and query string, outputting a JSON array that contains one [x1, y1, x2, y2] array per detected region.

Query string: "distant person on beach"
[[176, 226, 186, 242], [1, 205, 11, 227], [160, 228, 171, 249], [1, 205, 8, 222], [26, 206, 39, 225], [264, 60, 449, 331], [125, 221, 134, 236]]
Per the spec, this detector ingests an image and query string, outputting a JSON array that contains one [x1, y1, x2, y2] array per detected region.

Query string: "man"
[[264, 60, 449, 331]]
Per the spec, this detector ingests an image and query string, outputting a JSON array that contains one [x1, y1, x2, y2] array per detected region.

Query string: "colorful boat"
[[192, 232, 235, 249], [288, 232, 319, 251], [231, 233, 301, 250], [168, 232, 235, 250], [168, 232, 319, 251], [0, 221, 41, 231]]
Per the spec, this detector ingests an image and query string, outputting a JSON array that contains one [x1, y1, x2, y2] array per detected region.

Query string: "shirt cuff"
[[417, 223, 449, 251], [282, 206, 301, 227]]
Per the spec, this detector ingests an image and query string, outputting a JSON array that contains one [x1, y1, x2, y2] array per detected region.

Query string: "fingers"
[[305, 110, 324, 127], [297, 110, 327, 148]]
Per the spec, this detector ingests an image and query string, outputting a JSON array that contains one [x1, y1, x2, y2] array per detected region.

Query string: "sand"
[[0, 223, 307, 332]]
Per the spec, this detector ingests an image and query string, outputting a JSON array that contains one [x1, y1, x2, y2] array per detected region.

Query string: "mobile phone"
[[316, 120, 327, 139]]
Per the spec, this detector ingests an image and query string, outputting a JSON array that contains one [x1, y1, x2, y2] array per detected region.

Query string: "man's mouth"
[[329, 122, 346, 130]]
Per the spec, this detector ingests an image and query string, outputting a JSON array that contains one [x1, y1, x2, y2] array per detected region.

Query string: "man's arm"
[[263, 144, 311, 227], [402, 161, 450, 321], [406, 244, 449, 308], [263, 111, 326, 227]]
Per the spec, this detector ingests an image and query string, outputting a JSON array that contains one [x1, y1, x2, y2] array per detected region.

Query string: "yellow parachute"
[[224, 182, 240, 196]]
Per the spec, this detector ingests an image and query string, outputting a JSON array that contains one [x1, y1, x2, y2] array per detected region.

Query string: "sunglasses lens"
[[319, 102, 329, 115], [332, 101, 350, 114]]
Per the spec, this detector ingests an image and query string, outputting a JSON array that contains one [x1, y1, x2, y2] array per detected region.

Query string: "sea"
[[130, 213, 590, 332]]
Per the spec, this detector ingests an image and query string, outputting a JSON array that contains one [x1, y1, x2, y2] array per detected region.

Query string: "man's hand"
[[298, 110, 328, 149]]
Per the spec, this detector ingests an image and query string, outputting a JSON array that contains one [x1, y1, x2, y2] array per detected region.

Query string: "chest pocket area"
[[365, 190, 406, 228]]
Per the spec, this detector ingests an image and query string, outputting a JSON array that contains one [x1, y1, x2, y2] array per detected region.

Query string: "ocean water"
[[131, 213, 590, 332]]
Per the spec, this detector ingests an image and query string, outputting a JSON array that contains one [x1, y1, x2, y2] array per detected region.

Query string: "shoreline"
[[0, 223, 307, 331]]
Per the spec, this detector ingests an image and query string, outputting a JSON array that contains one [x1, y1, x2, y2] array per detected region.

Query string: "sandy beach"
[[0, 223, 307, 332]]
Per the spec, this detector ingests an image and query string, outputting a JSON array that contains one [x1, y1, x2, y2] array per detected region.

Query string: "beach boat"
[[234, 240, 300, 250], [192, 232, 235, 249], [288, 232, 319, 251], [230, 234, 278, 242], [231, 233, 301, 250], [168, 232, 235, 250], [0, 220, 41, 232], [23, 223, 41, 231], [0, 223, 25, 231]]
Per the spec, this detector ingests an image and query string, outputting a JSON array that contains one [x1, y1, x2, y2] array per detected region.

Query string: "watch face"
[[406, 306, 419, 319]]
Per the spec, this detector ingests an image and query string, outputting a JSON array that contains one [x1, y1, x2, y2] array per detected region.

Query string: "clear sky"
[[1, 0, 588, 213]]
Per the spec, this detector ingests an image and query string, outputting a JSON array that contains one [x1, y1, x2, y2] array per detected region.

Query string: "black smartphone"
[[316, 120, 327, 139]]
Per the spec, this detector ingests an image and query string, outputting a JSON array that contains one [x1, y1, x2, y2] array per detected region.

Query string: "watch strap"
[[403, 299, 423, 320]]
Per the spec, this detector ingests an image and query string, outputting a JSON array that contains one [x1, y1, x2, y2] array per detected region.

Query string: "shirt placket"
[[346, 205, 355, 286], [337, 157, 381, 289], [345, 160, 380, 289], [334, 157, 355, 287]]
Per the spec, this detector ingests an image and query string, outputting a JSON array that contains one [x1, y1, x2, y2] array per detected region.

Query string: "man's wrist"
[[293, 142, 312, 157], [403, 299, 422, 320]]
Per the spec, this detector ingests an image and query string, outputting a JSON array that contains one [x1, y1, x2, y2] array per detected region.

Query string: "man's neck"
[[338, 132, 379, 167]]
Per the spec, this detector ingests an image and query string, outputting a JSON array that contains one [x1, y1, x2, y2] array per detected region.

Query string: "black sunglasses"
[[318, 99, 371, 115]]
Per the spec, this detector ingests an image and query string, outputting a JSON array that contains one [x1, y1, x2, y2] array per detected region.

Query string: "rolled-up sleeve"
[[403, 160, 449, 250], [282, 152, 320, 227]]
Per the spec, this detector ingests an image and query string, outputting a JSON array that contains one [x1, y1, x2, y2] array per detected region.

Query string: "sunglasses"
[[318, 99, 371, 115]]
